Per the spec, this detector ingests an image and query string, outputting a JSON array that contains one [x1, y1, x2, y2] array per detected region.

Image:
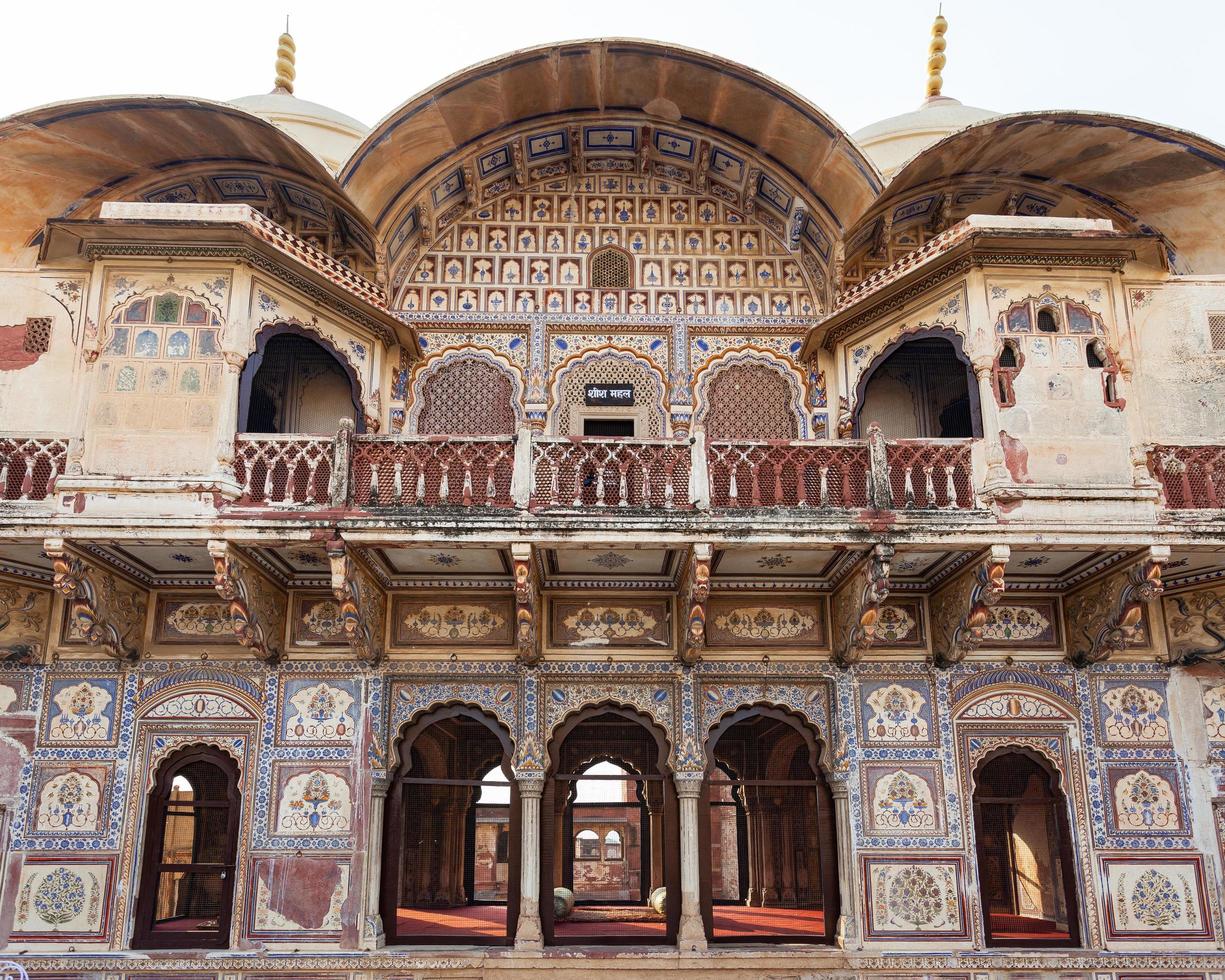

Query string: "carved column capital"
[[679, 543, 712, 666], [207, 539, 285, 664], [931, 545, 1010, 668], [831, 543, 894, 668], [673, 771, 705, 799]]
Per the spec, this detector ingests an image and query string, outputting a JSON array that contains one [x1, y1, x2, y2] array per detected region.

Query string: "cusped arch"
[[954, 684, 1078, 724], [546, 702, 674, 777], [391, 700, 517, 775], [704, 703, 830, 777], [547, 346, 669, 437], [238, 321, 366, 433], [693, 347, 808, 439], [851, 323, 981, 438], [134, 665, 264, 720], [951, 667, 1079, 719], [408, 347, 524, 435]]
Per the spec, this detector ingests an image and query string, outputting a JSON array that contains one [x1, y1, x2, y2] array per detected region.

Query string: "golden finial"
[[274, 18, 296, 95], [926, 6, 948, 99]]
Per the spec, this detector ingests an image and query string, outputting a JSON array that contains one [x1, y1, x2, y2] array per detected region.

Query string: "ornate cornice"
[[80, 242, 398, 345]]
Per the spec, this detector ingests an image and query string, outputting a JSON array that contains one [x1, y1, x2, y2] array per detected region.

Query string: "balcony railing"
[[707, 440, 870, 509], [0, 436, 68, 501], [1149, 445, 1225, 509], [353, 435, 516, 508], [531, 437, 692, 511], [233, 435, 334, 506], [221, 426, 981, 515]]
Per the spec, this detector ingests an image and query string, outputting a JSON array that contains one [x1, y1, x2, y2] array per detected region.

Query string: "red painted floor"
[[988, 913, 1070, 941], [713, 905, 826, 939], [394, 904, 507, 939]]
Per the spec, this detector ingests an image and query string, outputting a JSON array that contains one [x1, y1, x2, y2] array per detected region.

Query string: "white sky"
[[1, 0, 1222, 146]]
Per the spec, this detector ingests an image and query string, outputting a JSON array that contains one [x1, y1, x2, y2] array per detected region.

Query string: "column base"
[[677, 914, 707, 953], [360, 913, 386, 950]]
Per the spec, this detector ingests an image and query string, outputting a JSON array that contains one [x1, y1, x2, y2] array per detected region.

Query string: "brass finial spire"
[[274, 19, 296, 95], [926, 6, 948, 99]]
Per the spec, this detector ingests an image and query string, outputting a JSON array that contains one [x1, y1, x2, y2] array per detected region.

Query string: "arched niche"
[[541, 704, 679, 946], [547, 347, 668, 438], [237, 324, 365, 434], [694, 350, 807, 440], [852, 327, 981, 439], [408, 348, 523, 435], [970, 747, 1081, 949], [699, 704, 838, 944], [381, 703, 520, 946]]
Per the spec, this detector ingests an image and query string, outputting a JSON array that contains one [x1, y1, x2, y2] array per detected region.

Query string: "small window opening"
[[575, 829, 602, 860], [1105, 373, 1118, 404], [1086, 342, 1106, 368], [583, 418, 635, 437], [998, 345, 1018, 369], [1036, 308, 1058, 333], [590, 246, 631, 289], [603, 830, 624, 861]]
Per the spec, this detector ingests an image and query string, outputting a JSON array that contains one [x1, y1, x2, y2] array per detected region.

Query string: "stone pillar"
[[744, 802, 760, 905], [830, 779, 859, 949], [973, 361, 1010, 485], [514, 773, 545, 949], [646, 782, 665, 894], [360, 777, 389, 949], [674, 772, 707, 951]]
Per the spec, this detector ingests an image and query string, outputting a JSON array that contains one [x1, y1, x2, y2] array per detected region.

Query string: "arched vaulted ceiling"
[[855, 111, 1225, 274], [340, 39, 883, 280], [0, 96, 375, 265]]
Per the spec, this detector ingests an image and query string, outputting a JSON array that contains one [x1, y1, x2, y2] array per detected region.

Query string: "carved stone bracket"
[[931, 545, 1010, 668], [207, 540, 286, 664], [678, 543, 712, 666], [831, 544, 894, 668], [44, 537, 145, 661], [326, 536, 385, 665], [1066, 545, 1169, 668], [511, 543, 542, 666]]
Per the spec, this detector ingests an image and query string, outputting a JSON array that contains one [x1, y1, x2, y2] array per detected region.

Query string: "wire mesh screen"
[[550, 713, 669, 942], [150, 759, 234, 937], [390, 716, 513, 943], [706, 715, 831, 941]]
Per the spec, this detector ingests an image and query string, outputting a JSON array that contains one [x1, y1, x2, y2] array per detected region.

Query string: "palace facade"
[[2, 17, 1225, 980]]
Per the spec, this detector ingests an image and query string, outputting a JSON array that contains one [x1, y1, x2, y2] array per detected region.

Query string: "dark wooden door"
[[132, 748, 240, 949]]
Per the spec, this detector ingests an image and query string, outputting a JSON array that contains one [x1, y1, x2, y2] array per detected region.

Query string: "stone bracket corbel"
[[208, 539, 286, 664], [1067, 545, 1169, 668], [44, 537, 142, 661], [831, 544, 894, 668], [326, 535, 385, 665], [512, 543, 542, 666], [931, 545, 1010, 668], [678, 543, 712, 666]]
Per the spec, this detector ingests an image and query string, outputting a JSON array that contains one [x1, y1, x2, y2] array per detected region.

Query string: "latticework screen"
[[590, 247, 631, 289], [416, 357, 518, 435], [702, 362, 800, 440]]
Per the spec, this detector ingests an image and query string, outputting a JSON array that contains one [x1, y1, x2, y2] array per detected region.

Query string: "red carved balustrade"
[[706, 440, 870, 509], [1149, 445, 1225, 509], [233, 435, 333, 506], [886, 439, 975, 510], [352, 435, 516, 508], [530, 437, 692, 511], [0, 436, 68, 501]]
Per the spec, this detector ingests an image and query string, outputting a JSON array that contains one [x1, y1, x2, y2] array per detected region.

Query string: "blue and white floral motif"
[[1103, 857, 1209, 938], [1099, 682, 1170, 743], [861, 681, 931, 743], [35, 772, 102, 833], [276, 770, 352, 834], [282, 679, 357, 743], [1113, 770, 1180, 832], [870, 768, 937, 832], [12, 862, 106, 935], [45, 679, 117, 743]]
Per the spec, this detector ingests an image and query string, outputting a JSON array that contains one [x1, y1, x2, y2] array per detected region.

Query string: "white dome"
[[853, 95, 998, 182], [230, 91, 369, 174]]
